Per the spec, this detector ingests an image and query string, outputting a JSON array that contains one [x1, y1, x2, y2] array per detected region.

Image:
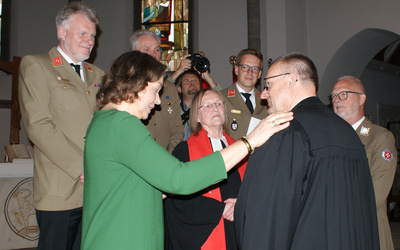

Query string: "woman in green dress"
[[81, 51, 292, 250]]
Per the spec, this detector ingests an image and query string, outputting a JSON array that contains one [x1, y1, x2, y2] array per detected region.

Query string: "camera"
[[187, 53, 210, 73]]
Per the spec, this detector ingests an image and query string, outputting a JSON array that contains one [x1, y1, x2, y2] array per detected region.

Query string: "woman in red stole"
[[164, 89, 247, 250]]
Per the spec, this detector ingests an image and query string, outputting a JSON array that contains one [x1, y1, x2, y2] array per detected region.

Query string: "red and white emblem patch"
[[84, 63, 93, 72], [52, 56, 63, 66], [228, 89, 235, 97], [382, 149, 393, 162]]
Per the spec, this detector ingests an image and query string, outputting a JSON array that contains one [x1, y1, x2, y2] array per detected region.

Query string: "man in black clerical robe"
[[234, 52, 379, 250]]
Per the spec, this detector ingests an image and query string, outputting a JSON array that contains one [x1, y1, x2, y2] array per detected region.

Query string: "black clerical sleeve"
[[164, 141, 225, 250], [235, 120, 311, 249], [235, 97, 379, 250]]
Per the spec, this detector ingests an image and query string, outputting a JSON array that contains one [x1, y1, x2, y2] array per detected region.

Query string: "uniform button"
[[86, 90, 91, 95], [153, 123, 156, 126], [63, 85, 68, 89]]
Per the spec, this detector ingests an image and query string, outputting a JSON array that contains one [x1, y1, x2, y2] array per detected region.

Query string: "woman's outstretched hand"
[[247, 111, 293, 149]]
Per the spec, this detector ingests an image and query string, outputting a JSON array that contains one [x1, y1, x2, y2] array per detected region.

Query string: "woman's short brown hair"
[[96, 51, 167, 109], [189, 89, 229, 136]]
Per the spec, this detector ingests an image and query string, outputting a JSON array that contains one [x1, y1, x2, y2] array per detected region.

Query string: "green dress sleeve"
[[111, 113, 227, 195]]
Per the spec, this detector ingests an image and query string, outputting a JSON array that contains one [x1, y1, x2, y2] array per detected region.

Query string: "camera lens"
[[195, 57, 210, 73]]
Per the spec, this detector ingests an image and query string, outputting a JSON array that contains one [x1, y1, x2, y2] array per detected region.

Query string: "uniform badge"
[[52, 56, 63, 67], [94, 83, 101, 87], [382, 149, 393, 162], [84, 63, 93, 72], [360, 126, 370, 136], [228, 89, 236, 97], [231, 118, 238, 131], [231, 109, 241, 114], [167, 103, 173, 114]]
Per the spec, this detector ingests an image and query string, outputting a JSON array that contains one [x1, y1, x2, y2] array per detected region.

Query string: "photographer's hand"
[[170, 54, 192, 81], [200, 70, 218, 89]]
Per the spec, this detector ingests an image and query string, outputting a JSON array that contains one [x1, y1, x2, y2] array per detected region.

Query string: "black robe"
[[164, 132, 242, 250], [235, 97, 379, 250]]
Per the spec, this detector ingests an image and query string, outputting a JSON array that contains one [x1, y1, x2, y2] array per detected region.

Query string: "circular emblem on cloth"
[[382, 149, 393, 162], [4, 177, 39, 240]]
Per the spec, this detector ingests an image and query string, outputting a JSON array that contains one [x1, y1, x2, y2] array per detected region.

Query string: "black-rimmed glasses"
[[238, 64, 261, 74], [330, 91, 363, 102], [263, 73, 291, 90]]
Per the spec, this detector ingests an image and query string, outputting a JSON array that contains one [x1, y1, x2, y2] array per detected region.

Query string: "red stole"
[[186, 128, 246, 250]]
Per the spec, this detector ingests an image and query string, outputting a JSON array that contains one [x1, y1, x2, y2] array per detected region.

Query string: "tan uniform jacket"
[[19, 47, 105, 210], [357, 117, 397, 250], [143, 78, 183, 152], [220, 84, 268, 140]]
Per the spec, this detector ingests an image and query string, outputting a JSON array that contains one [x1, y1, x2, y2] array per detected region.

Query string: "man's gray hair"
[[56, 2, 98, 30], [337, 75, 365, 93], [129, 29, 161, 51]]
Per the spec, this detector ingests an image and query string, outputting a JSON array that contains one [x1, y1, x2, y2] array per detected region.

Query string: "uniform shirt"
[[220, 83, 268, 140], [355, 117, 397, 250]]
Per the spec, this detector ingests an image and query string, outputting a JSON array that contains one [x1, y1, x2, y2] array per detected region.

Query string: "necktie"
[[70, 63, 81, 77], [241, 93, 254, 114]]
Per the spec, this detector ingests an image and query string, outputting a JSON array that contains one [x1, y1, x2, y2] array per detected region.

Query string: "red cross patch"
[[382, 149, 393, 162], [228, 89, 235, 97], [52, 56, 63, 66]]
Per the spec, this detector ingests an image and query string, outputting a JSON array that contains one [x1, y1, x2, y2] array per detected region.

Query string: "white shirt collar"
[[57, 46, 82, 66], [235, 82, 255, 96], [352, 116, 365, 130], [57, 46, 85, 81], [235, 82, 256, 109]]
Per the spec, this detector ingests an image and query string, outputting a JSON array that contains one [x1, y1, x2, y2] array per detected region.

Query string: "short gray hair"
[[129, 29, 161, 51], [337, 75, 365, 93], [55, 2, 98, 30]]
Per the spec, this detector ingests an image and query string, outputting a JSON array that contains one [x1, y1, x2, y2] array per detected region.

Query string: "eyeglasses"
[[198, 101, 225, 112], [182, 79, 199, 85], [238, 64, 261, 74], [263, 73, 290, 90], [330, 91, 363, 102]]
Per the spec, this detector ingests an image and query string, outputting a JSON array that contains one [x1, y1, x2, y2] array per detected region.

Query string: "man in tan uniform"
[[220, 49, 268, 140], [19, 2, 105, 249], [130, 29, 183, 152], [332, 75, 397, 250]]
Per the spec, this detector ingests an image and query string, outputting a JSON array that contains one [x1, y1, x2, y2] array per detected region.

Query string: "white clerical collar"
[[352, 116, 365, 131], [57, 46, 82, 66], [209, 135, 228, 152]]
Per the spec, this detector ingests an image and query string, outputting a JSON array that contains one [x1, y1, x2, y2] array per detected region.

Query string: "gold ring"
[[272, 120, 277, 127]]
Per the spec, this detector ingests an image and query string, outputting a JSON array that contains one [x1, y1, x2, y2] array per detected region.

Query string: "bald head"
[[261, 53, 318, 114]]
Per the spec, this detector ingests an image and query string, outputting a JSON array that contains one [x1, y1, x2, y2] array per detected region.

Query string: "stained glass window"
[[141, 0, 189, 71]]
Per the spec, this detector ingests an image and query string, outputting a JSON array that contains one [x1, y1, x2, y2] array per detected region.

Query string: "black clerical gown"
[[235, 97, 379, 250], [165, 129, 244, 250]]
